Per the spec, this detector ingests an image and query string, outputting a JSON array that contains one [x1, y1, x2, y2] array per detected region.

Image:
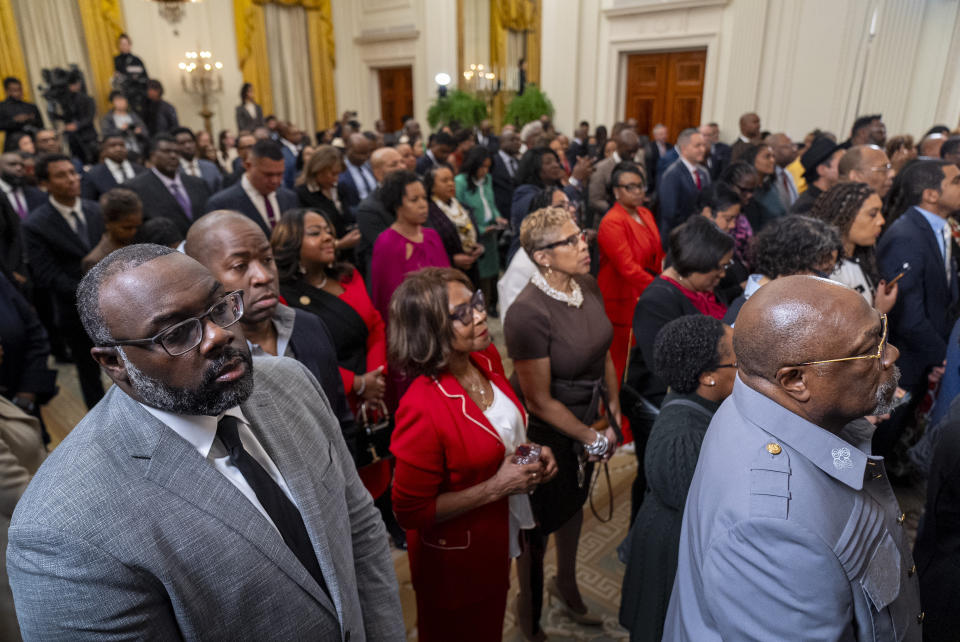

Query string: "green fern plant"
[[503, 84, 554, 127], [427, 90, 489, 129]]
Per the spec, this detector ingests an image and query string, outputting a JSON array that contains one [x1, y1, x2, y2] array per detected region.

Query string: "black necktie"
[[217, 416, 330, 598], [71, 211, 90, 250]]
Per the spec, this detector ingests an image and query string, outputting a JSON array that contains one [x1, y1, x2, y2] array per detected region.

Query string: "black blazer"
[[426, 200, 480, 286], [22, 186, 47, 212], [415, 153, 438, 176], [706, 142, 731, 181], [0, 271, 55, 399], [914, 394, 960, 641], [81, 162, 146, 202], [22, 199, 104, 321], [489, 152, 516, 228], [124, 170, 211, 238], [0, 196, 24, 278], [295, 185, 354, 238], [337, 166, 373, 217], [354, 191, 392, 277], [205, 181, 298, 239], [878, 207, 959, 388], [288, 306, 358, 459], [627, 277, 700, 406], [657, 159, 708, 244], [235, 102, 264, 133]]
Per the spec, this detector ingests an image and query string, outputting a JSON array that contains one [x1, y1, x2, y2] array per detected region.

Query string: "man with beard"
[[184, 210, 359, 456], [7, 245, 405, 640], [664, 276, 923, 641], [81, 133, 146, 202]]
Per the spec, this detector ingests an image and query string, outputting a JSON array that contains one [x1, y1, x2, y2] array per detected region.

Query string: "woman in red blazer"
[[597, 164, 664, 381], [389, 268, 558, 642]]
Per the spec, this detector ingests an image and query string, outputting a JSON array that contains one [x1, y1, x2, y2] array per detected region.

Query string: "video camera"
[[38, 65, 84, 123]]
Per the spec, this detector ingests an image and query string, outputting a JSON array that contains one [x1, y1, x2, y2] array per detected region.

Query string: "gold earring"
[[545, 264, 552, 275]]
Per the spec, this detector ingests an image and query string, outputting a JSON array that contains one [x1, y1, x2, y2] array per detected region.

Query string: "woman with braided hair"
[[808, 181, 899, 314]]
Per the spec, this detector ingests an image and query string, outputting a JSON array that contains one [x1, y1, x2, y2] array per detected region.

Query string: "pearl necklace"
[[531, 270, 583, 308]]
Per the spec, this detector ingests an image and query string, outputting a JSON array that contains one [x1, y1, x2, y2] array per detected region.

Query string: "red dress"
[[597, 202, 664, 381], [391, 346, 525, 641]]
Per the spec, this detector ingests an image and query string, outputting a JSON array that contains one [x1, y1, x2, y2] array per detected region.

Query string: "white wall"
[[540, 0, 960, 143], [333, 0, 458, 133], [121, 0, 244, 134]]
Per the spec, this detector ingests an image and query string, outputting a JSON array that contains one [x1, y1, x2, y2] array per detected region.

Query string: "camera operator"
[[113, 34, 148, 116], [113, 33, 147, 79], [0, 77, 43, 152], [100, 91, 147, 162], [60, 73, 98, 166]]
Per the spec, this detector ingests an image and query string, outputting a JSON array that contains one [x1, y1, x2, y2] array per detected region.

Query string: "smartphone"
[[884, 262, 910, 293], [889, 389, 912, 412]]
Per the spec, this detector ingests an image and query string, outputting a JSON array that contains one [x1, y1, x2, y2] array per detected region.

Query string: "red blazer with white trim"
[[390, 345, 525, 608]]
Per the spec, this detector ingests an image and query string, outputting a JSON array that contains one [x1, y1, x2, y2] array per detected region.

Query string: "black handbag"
[[355, 400, 394, 468]]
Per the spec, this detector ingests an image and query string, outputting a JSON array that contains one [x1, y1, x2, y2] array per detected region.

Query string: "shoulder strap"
[[661, 397, 714, 419]]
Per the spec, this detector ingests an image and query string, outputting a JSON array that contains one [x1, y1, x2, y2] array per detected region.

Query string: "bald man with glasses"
[[664, 275, 923, 641]]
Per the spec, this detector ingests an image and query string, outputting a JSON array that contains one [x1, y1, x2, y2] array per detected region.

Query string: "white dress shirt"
[[498, 150, 518, 178], [139, 403, 297, 533], [680, 156, 703, 186], [47, 195, 86, 234], [345, 160, 375, 200], [105, 157, 136, 184], [241, 173, 281, 230], [180, 157, 202, 178]]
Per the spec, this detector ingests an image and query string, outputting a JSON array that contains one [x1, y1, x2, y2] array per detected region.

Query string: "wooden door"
[[378, 67, 414, 133], [624, 49, 706, 141]]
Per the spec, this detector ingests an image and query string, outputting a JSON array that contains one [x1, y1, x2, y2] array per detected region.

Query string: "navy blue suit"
[[22, 199, 105, 408], [657, 159, 709, 245], [878, 206, 959, 389], [280, 144, 297, 189], [655, 147, 679, 186], [205, 182, 298, 239], [288, 306, 358, 458], [179, 159, 222, 194], [337, 163, 375, 217], [22, 186, 46, 212], [81, 162, 146, 202]]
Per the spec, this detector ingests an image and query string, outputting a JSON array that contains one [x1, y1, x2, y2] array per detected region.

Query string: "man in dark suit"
[[0, 151, 45, 218], [731, 112, 761, 162], [223, 131, 256, 188], [277, 121, 303, 189], [657, 128, 709, 244], [62, 76, 99, 166], [7, 244, 404, 639], [700, 122, 731, 181], [185, 210, 360, 456], [205, 139, 297, 238], [21, 153, 105, 408], [0, 77, 42, 150], [338, 133, 376, 216], [125, 134, 210, 237], [172, 127, 222, 193], [566, 121, 590, 169], [877, 160, 960, 456], [490, 130, 520, 229], [81, 133, 145, 202], [476, 119, 499, 151], [415, 131, 455, 176], [354, 148, 407, 275]]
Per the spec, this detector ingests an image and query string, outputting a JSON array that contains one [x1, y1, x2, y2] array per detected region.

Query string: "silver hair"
[[520, 121, 544, 142]]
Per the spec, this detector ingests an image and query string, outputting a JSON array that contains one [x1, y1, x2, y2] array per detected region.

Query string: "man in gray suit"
[[664, 275, 923, 640], [7, 245, 404, 640]]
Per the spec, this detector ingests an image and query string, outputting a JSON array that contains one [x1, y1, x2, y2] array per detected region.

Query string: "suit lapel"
[[240, 389, 343, 619], [41, 204, 88, 256], [148, 172, 191, 222], [907, 208, 949, 292], [119, 391, 338, 617]]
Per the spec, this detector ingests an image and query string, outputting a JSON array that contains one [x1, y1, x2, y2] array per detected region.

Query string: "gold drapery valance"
[[77, 0, 126, 114], [234, 0, 336, 130]]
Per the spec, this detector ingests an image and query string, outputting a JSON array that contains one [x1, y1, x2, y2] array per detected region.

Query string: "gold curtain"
[[235, 0, 336, 129], [490, 0, 540, 86], [0, 0, 29, 101], [77, 0, 126, 114]]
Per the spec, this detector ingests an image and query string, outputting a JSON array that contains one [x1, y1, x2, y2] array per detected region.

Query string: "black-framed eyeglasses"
[[615, 183, 645, 193], [793, 313, 888, 367], [537, 230, 587, 251], [715, 362, 738, 369], [102, 290, 245, 356], [449, 289, 485, 325], [734, 184, 756, 195]]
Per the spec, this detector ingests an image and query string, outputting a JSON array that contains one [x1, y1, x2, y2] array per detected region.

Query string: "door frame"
[[608, 33, 719, 128], [365, 57, 416, 127]]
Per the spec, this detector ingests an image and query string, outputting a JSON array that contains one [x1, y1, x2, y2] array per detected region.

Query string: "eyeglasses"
[[794, 313, 887, 367], [537, 230, 587, 251], [717, 258, 735, 272], [449, 289, 485, 325], [868, 163, 893, 173], [615, 183, 645, 193], [715, 362, 738, 369], [734, 184, 756, 195], [103, 290, 245, 356]]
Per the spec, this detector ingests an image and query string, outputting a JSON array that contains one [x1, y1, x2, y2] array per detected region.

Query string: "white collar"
[[139, 404, 247, 458], [180, 157, 199, 171], [241, 173, 271, 202], [680, 156, 698, 175], [105, 157, 131, 175], [280, 138, 299, 155], [739, 135, 751, 143], [0, 178, 11, 193], [612, 151, 622, 164], [48, 194, 80, 218]]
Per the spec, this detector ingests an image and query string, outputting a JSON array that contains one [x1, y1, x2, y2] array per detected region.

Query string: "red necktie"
[[694, 170, 702, 190], [264, 194, 276, 228]]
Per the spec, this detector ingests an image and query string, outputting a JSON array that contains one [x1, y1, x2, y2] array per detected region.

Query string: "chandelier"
[[149, 0, 203, 25]]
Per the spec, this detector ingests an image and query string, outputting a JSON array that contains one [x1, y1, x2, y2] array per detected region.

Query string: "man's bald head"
[[839, 145, 893, 196], [184, 210, 264, 265], [370, 147, 405, 183], [734, 275, 899, 431], [346, 133, 372, 167], [735, 276, 873, 380], [615, 129, 640, 160]]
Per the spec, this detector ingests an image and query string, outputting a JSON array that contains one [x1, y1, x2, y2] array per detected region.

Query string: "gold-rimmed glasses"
[[794, 313, 887, 367]]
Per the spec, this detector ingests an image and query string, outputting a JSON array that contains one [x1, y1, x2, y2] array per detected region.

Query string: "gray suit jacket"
[[7, 357, 404, 641], [664, 376, 922, 641]]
